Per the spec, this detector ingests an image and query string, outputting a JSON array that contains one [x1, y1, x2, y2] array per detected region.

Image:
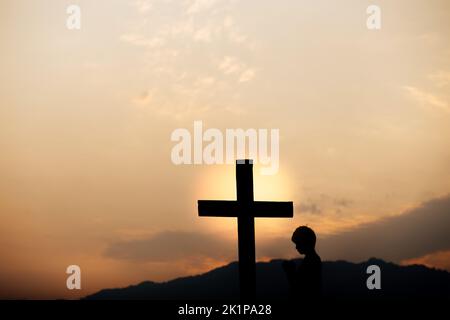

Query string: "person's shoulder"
[[311, 252, 322, 264], [303, 252, 321, 264]]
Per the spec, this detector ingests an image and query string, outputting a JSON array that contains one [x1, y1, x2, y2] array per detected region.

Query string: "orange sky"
[[0, 0, 449, 299]]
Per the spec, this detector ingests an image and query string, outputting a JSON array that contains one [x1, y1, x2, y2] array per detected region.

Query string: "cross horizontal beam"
[[198, 200, 293, 218]]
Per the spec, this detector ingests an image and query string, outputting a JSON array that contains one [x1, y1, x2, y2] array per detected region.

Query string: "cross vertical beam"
[[236, 159, 255, 300]]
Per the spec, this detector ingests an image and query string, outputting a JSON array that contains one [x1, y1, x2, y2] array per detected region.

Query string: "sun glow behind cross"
[[194, 162, 294, 237]]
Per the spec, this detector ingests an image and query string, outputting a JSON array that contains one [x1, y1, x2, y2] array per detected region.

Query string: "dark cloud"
[[104, 230, 235, 262], [105, 195, 450, 267], [298, 195, 352, 215], [265, 195, 450, 265], [317, 195, 450, 263], [298, 201, 322, 214], [333, 198, 352, 207]]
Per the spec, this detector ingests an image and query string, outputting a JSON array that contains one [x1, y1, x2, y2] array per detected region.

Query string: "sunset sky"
[[0, 0, 449, 299]]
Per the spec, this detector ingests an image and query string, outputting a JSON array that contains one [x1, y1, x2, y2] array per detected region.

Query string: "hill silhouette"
[[84, 258, 450, 300]]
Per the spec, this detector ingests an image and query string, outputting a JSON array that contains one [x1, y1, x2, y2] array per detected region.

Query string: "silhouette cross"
[[198, 159, 293, 299]]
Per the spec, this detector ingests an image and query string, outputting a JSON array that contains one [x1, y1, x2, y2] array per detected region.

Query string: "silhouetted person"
[[283, 226, 322, 299]]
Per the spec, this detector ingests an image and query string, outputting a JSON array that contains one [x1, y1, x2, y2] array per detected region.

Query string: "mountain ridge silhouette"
[[84, 258, 450, 300]]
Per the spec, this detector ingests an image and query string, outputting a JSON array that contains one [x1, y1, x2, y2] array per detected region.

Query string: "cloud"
[[297, 195, 352, 215], [218, 56, 242, 75], [401, 250, 450, 271], [258, 195, 450, 270], [105, 230, 235, 262], [105, 196, 450, 271], [403, 86, 449, 113], [223, 15, 247, 44], [317, 195, 450, 263], [193, 27, 212, 42], [132, 90, 154, 106], [218, 57, 256, 83], [238, 68, 255, 83], [186, 0, 220, 15], [298, 201, 322, 215], [120, 34, 165, 48], [133, 0, 152, 14], [130, 74, 219, 119], [120, 0, 256, 119], [428, 71, 450, 88]]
